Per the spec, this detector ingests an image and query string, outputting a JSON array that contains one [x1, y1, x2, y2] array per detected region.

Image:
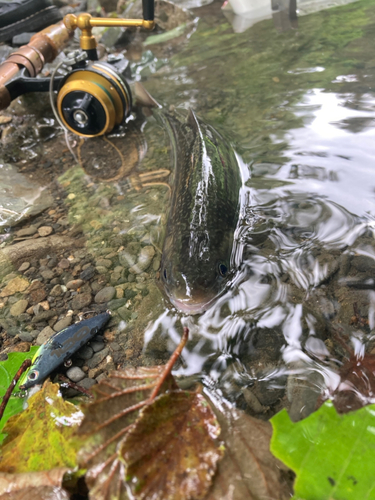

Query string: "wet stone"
[[58, 259, 70, 269], [53, 316, 73, 332], [80, 266, 96, 281], [90, 341, 106, 353], [30, 330, 40, 339], [87, 347, 109, 369], [80, 377, 96, 390], [117, 306, 131, 321], [66, 279, 83, 290], [96, 259, 112, 268], [18, 262, 30, 272], [18, 313, 31, 322], [96, 266, 108, 275], [71, 292, 92, 310], [95, 286, 116, 304], [18, 331, 34, 342], [66, 366, 86, 383], [32, 310, 56, 323], [38, 226, 53, 237], [41, 270, 55, 280], [351, 255, 375, 273], [36, 326, 55, 345], [50, 284, 64, 297], [8, 327, 21, 337], [76, 345, 94, 360], [10, 299, 28, 317], [107, 298, 126, 310], [29, 287, 47, 304], [16, 226, 37, 237]]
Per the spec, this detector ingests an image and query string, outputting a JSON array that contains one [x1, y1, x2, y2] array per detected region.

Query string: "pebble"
[[79, 377, 96, 390], [66, 366, 86, 383], [71, 292, 92, 310], [50, 284, 64, 297], [36, 326, 55, 345], [30, 330, 40, 339], [53, 316, 72, 332], [18, 331, 34, 342], [38, 226, 53, 237], [77, 345, 94, 360], [115, 287, 124, 298], [10, 299, 29, 317], [96, 259, 112, 268], [58, 258, 70, 269], [31, 310, 56, 324], [96, 266, 108, 275], [0, 277, 29, 297], [117, 305, 131, 321], [41, 270, 55, 280], [66, 279, 83, 290], [18, 262, 30, 272], [118, 251, 137, 269], [80, 266, 96, 281], [135, 247, 154, 272], [29, 287, 47, 304], [87, 348, 109, 369], [95, 286, 116, 304], [90, 341, 106, 353], [16, 226, 37, 237], [107, 298, 126, 310]]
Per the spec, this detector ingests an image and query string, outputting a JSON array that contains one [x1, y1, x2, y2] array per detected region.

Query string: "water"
[[2, 0, 375, 423]]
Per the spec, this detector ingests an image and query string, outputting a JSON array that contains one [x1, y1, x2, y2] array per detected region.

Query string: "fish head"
[[161, 234, 234, 314]]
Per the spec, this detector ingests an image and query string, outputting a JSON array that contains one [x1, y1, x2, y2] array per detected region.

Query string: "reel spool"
[[56, 61, 132, 137]]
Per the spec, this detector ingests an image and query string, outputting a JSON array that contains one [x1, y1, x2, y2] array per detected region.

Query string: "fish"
[[132, 81, 243, 314], [19, 311, 111, 389]]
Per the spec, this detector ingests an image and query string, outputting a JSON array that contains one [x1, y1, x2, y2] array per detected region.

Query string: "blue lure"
[[20, 311, 111, 390]]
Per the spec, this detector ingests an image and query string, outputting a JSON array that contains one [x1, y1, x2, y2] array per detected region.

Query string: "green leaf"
[[270, 401, 375, 500], [0, 346, 39, 443], [0, 381, 82, 473]]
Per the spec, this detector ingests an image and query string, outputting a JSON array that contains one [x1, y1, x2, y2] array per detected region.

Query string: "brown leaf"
[[205, 406, 292, 500], [0, 467, 70, 500], [77, 366, 177, 499], [121, 391, 223, 500]]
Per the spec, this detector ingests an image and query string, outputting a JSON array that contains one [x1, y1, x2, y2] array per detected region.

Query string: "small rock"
[[95, 286, 116, 304], [96, 266, 108, 275], [18, 262, 30, 272], [38, 226, 53, 237], [58, 258, 70, 269], [16, 226, 37, 237], [36, 326, 55, 345], [71, 292, 92, 310], [39, 300, 50, 310], [50, 284, 64, 297], [10, 299, 29, 317], [66, 366, 86, 383], [31, 310, 56, 324], [77, 345, 94, 360], [87, 347, 109, 368], [118, 251, 137, 269], [0, 277, 29, 297], [117, 305, 131, 321], [79, 377, 96, 390], [108, 298, 126, 310], [30, 329, 40, 339], [18, 331, 34, 342], [90, 341, 105, 353], [53, 316, 73, 332], [66, 279, 83, 290], [80, 266, 96, 281], [41, 270, 55, 280], [96, 259, 112, 268]]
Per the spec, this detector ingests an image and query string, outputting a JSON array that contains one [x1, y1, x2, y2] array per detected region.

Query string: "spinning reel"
[[0, 0, 155, 137]]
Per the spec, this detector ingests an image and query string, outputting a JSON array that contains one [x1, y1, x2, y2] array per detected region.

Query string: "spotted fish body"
[[159, 109, 242, 314], [20, 312, 111, 389]]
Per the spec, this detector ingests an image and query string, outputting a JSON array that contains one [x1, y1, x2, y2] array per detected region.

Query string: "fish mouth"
[[169, 295, 218, 315]]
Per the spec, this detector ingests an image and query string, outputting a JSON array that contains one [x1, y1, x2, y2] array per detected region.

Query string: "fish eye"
[[28, 371, 38, 381], [218, 263, 228, 277]]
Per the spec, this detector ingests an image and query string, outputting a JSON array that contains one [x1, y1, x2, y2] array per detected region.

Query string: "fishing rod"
[[0, 0, 155, 137]]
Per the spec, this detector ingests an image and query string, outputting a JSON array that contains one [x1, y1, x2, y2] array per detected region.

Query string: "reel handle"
[[64, 0, 155, 57]]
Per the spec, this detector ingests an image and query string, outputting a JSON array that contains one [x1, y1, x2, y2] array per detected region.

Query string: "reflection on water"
[[134, 0, 375, 421]]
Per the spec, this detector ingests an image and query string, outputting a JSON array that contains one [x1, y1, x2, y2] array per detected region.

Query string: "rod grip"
[[142, 0, 154, 21]]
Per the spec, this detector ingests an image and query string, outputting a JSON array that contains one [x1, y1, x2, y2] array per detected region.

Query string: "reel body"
[[57, 57, 133, 137]]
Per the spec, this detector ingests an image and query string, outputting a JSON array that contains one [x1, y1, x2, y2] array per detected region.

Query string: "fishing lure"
[[19, 311, 111, 390]]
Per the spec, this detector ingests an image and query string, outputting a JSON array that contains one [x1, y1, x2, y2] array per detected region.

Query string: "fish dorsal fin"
[[134, 82, 161, 108], [187, 108, 200, 133]]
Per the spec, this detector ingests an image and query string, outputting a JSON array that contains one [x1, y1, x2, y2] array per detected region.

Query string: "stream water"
[[1, 0, 375, 423]]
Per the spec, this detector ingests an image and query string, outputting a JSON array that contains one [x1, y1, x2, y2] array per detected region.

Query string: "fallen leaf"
[[0, 467, 70, 500], [122, 391, 223, 500], [205, 405, 292, 500], [77, 366, 177, 499], [0, 346, 39, 443], [271, 401, 375, 500], [0, 382, 82, 473]]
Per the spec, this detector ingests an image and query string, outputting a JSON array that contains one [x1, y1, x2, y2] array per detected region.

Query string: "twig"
[[58, 375, 93, 398], [0, 359, 32, 421], [149, 327, 189, 402]]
